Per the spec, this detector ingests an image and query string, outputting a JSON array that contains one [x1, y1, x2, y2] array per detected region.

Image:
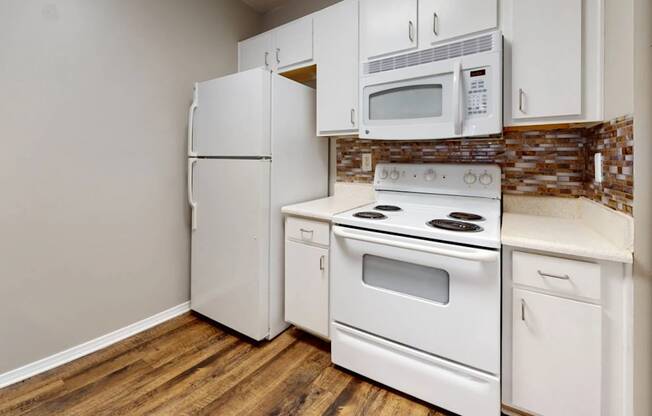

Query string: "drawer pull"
[[521, 299, 526, 321], [300, 228, 314, 239], [319, 255, 325, 271], [537, 270, 570, 280]]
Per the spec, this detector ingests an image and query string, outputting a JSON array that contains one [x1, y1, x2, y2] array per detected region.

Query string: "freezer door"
[[192, 68, 271, 157], [190, 158, 271, 340]]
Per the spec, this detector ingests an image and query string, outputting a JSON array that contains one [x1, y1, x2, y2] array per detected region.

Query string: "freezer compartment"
[[191, 68, 271, 157]]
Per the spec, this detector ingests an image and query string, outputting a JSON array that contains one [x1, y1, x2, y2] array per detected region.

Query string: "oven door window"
[[369, 84, 443, 120], [362, 255, 450, 304]]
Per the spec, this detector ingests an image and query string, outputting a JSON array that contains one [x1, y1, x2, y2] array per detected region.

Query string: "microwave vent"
[[365, 33, 495, 75]]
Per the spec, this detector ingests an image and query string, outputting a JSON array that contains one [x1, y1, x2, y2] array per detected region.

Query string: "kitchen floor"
[[0, 313, 453, 415]]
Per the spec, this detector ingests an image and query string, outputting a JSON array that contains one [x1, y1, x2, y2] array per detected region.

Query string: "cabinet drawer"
[[513, 251, 601, 301], [286, 216, 330, 246]]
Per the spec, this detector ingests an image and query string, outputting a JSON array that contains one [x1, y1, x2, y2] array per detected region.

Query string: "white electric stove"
[[331, 163, 502, 416]]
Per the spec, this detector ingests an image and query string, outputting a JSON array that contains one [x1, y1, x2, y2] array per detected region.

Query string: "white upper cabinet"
[[273, 17, 314, 72], [238, 32, 273, 72], [503, 0, 603, 125], [419, 0, 497, 46], [315, 0, 358, 135], [360, 0, 418, 60], [512, 0, 582, 119], [238, 16, 313, 74]]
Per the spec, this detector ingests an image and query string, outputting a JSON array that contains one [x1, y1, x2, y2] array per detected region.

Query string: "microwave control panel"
[[464, 68, 490, 117]]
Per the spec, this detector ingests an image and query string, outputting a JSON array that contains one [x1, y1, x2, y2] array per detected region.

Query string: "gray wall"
[[0, 0, 260, 374], [262, 0, 340, 30]]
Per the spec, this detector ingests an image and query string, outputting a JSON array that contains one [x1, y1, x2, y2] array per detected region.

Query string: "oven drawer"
[[512, 251, 601, 301], [285, 217, 329, 246], [331, 322, 500, 416]]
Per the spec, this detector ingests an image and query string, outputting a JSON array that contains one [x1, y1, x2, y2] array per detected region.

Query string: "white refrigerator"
[[187, 68, 328, 341]]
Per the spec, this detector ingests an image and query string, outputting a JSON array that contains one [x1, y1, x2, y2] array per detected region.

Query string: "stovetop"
[[333, 193, 501, 249], [333, 163, 502, 249]]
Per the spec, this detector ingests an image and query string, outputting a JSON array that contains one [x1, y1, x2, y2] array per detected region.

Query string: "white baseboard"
[[0, 301, 190, 389]]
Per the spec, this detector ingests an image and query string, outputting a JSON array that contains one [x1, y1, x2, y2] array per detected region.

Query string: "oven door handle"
[[333, 227, 498, 262]]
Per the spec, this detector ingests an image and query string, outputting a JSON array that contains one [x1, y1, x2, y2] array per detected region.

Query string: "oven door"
[[360, 59, 463, 140], [332, 225, 500, 374]]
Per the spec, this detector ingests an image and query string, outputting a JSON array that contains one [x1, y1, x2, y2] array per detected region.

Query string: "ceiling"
[[240, 0, 289, 13]]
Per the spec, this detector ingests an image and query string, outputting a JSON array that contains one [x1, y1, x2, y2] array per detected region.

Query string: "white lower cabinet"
[[284, 217, 330, 339], [512, 288, 601, 416]]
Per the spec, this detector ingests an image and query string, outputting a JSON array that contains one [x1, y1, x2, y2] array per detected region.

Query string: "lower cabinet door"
[[512, 288, 601, 415], [285, 240, 329, 338]]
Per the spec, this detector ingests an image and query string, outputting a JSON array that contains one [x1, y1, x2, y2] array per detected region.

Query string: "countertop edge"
[[280, 207, 333, 222], [501, 236, 633, 264]]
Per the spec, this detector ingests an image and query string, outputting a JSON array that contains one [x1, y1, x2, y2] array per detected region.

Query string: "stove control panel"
[[374, 163, 501, 199]]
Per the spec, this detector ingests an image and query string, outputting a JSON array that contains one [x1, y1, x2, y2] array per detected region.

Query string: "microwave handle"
[[452, 61, 462, 136]]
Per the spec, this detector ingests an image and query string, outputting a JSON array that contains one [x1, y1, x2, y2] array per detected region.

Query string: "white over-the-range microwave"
[[360, 30, 502, 140]]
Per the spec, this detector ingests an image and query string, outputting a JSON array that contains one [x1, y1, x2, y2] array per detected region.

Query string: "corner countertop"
[[501, 196, 634, 264], [281, 183, 375, 222]]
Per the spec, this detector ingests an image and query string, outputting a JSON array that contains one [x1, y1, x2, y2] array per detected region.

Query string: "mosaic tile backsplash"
[[336, 116, 634, 215]]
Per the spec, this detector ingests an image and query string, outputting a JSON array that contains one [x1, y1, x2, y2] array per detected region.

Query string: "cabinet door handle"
[[264, 51, 269, 68], [521, 299, 526, 321], [275, 48, 281, 64], [433, 12, 439, 36], [518, 88, 525, 113], [408, 21, 415, 42], [350, 108, 356, 125], [319, 255, 325, 271], [537, 270, 570, 280]]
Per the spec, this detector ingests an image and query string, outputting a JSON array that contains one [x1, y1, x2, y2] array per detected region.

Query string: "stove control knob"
[[423, 169, 436, 181], [479, 172, 493, 186], [389, 169, 400, 181], [463, 171, 477, 185], [379, 169, 389, 180]]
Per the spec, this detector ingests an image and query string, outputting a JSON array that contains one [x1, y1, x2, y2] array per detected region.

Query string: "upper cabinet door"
[[238, 32, 273, 72], [360, 0, 418, 60], [273, 17, 314, 72], [419, 0, 497, 46], [511, 0, 582, 119], [315, 0, 359, 135]]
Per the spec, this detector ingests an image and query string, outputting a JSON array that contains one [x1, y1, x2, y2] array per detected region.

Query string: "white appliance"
[[187, 68, 328, 341], [359, 31, 502, 140], [331, 163, 502, 416]]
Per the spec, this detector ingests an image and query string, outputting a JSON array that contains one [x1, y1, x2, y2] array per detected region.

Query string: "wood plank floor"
[[0, 313, 455, 415]]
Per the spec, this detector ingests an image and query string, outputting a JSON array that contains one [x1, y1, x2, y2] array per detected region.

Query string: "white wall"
[[0, 0, 260, 374], [262, 0, 340, 30]]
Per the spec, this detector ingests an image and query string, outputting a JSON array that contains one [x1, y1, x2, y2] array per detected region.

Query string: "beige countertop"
[[502, 196, 634, 264], [282, 183, 375, 222]]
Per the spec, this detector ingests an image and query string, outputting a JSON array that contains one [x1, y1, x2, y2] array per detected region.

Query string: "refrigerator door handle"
[[188, 83, 199, 157], [188, 158, 198, 230]]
